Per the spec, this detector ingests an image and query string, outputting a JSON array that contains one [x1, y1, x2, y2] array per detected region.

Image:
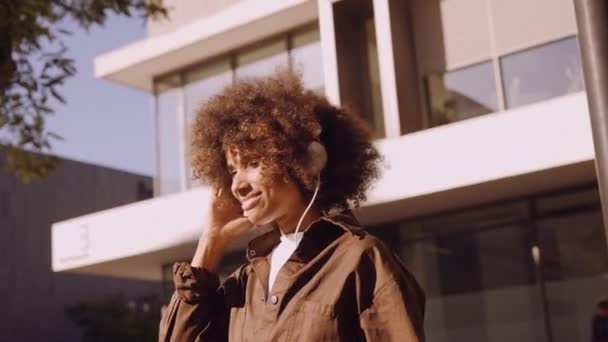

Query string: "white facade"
[[51, 93, 597, 276], [54, 0, 592, 278], [53, 1, 608, 340]]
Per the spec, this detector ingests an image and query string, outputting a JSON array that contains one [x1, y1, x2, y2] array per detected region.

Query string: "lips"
[[241, 192, 262, 211]]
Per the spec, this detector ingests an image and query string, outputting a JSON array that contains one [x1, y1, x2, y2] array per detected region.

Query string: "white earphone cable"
[[293, 175, 321, 246]]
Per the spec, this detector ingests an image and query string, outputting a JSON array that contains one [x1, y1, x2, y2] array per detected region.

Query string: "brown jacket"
[[159, 212, 425, 341]]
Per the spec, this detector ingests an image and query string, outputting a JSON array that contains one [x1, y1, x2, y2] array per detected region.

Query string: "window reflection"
[[501, 37, 584, 109], [290, 28, 324, 92], [332, 0, 385, 139], [538, 211, 608, 342], [539, 212, 608, 281], [535, 187, 600, 216], [373, 186, 607, 342], [427, 62, 499, 127], [155, 26, 325, 192], [393, 222, 544, 342], [183, 59, 232, 188], [365, 17, 385, 138], [184, 58, 232, 126]]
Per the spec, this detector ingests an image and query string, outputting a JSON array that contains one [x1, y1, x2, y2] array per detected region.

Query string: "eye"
[[248, 160, 260, 168]]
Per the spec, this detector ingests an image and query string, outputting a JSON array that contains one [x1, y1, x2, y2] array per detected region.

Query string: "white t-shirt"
[[268, 232, 304, 292]]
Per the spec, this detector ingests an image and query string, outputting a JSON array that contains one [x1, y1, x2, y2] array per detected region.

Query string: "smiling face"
[[226, 149, 305, 226]]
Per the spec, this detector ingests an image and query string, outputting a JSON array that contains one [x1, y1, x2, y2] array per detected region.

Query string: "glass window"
[[155, 76, 184, 195], [392, 222, 544, 342], [235, 39, 289, 80], [405, 200, 528, 241], [427, 61, 499, 127], [332, 0, 385, 139], [290, 28, 324, 92], [184, 58, 232, 126], [366, 17, 385, 139], [539, 211, 608, 281], [535, 187, 600, 215], [153, 25, 331, 194], [373, 185, 607, 342], [501, 37, 584, 109], [537, 210, 608, 342], [475, 224, 536, 290], [184, 59, 233, 188]]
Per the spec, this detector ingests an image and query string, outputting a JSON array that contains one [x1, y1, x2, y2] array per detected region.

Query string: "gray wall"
[[0, 153, 161, 341]]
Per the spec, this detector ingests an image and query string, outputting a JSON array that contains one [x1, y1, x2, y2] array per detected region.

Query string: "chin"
[[244, 208, 273, 226], [244, 210, 265, 226]]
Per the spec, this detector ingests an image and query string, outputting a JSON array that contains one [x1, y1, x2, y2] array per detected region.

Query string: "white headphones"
[[306, 141, 327, 176], [294, 139, 327, 244]]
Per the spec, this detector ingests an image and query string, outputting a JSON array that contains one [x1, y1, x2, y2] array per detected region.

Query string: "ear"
[[307, 141, 327, 176]]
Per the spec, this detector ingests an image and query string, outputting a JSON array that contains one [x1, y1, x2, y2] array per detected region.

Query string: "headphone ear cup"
[[307, 141, 327, 176]]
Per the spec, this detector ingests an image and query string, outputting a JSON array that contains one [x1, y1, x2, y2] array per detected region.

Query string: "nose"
[[231, 173, 253, 201]]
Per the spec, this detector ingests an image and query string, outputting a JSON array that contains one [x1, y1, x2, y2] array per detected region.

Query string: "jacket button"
[[249, 249, 256, 257], [270, 295, 279, 305]]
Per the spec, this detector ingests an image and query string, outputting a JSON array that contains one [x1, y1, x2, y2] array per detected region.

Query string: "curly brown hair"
[[190, 70, 382, 211]]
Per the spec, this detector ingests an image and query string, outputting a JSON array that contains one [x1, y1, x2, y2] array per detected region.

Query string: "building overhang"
[[357, 92, 595, 223], [94, 0, 318, 92], [52, 93, 596, 280]]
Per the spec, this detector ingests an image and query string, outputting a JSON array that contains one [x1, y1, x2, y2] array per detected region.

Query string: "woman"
[[158, 71, 425, 341]]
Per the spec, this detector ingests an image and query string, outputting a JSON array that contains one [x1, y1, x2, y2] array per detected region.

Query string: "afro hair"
[[190, 70, 383, 211]]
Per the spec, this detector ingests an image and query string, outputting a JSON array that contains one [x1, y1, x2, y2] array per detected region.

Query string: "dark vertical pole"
[[573, 0, 608, 247]]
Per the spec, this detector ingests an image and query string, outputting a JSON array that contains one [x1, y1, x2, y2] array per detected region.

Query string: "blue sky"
[[45, 14, 155, 176]]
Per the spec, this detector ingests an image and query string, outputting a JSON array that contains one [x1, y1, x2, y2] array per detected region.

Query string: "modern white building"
[[52, 0, 608, 341]]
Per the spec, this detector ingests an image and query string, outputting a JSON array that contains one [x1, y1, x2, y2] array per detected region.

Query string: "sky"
[[45, 13, 155, 176]]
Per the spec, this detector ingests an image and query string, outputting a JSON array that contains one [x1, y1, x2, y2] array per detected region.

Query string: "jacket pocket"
[[287, 301, 339, 341]]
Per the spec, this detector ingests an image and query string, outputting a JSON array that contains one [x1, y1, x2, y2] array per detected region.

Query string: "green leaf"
[[47, 131, 64, 141], [57, 28, 72, 36], [34, 114, 44, 130], [10, 114, 23, 125], [49, 88, 66, 104], [34, 104, 53, 113], [1, 0, 167, 183]]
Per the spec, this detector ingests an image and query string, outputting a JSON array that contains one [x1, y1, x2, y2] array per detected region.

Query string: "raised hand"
[[191, 187, 254, 271]]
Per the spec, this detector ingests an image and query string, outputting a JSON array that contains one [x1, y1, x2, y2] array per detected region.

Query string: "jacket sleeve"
[[158, 262, 233, 342], [357, 242, 426, 342]]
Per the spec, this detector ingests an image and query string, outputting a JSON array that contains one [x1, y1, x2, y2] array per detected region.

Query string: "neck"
[[275, 205, 322, 235]]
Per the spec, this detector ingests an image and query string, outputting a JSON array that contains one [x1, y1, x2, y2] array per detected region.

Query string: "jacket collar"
[[245, 210, 365, 262]]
